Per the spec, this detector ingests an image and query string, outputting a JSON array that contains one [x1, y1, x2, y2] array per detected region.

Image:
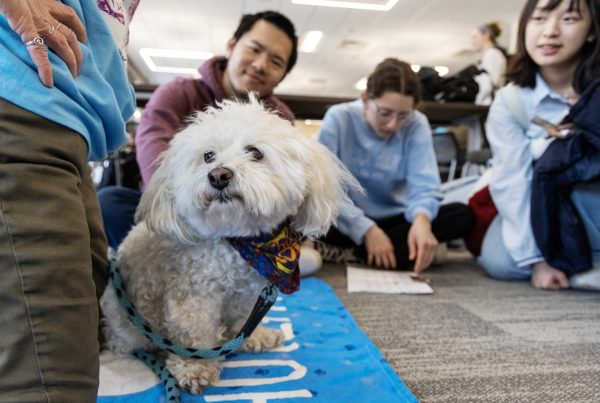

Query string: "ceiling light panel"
[[291, 0, 399, 11], [139, 48, 213, 75], [434, 66, 449, 76], [300, 31, 324, 53], [354, 77, 367, 90]]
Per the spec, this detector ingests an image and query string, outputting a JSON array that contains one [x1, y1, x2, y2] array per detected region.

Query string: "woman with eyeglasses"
[[317, 58, 474, 273]]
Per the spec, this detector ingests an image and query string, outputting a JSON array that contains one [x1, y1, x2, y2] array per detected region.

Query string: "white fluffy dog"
[[100, 96, 357, 394]]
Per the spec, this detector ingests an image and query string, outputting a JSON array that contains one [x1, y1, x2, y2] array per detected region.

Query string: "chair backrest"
[[432, 129, 460, 182], [432, 130, 459, 165]]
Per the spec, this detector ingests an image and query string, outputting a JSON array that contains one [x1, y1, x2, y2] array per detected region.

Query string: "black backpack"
[[418, 67, 444, 101], [435, 65, 482, 103]]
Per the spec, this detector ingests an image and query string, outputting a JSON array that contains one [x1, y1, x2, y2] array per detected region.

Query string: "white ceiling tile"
[[128, 0, 523, 97]]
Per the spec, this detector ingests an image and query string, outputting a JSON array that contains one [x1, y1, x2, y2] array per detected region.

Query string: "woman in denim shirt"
[[480, 0, 600, 290]]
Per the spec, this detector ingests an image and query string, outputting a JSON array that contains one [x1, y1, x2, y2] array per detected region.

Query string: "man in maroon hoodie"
[[136, 11, 297, 185], [99, 11, 323, 275]]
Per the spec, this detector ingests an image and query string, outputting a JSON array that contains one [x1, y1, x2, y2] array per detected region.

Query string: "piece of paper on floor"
[[347, 265, 433, 294]]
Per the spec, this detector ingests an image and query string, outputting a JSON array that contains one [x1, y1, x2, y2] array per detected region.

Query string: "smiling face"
[[525, 0, 592, 76], [223, 19, 293, 98]]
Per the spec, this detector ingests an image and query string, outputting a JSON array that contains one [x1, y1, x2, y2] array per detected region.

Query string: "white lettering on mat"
[[204, 297, 313, 401]]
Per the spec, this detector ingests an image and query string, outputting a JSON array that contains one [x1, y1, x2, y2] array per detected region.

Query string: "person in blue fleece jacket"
[[317, 58, 474, 273]]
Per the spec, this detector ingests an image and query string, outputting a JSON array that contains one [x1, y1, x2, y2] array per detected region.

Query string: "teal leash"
[[132, 349, 180, 401], [109, 259, 279, 402]]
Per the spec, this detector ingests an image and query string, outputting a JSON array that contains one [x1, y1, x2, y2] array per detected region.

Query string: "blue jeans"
[[478, 182, 600, 280], [97, 186, 141, 250]]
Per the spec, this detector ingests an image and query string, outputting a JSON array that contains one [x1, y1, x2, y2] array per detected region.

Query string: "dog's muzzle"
[[208, 167, 233, 190]]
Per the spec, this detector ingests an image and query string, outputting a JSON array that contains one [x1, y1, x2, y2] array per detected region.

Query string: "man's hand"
[[408, 214, 438, 273], [531, 261, 569, 290], [0, 0, 87, 87], [364, 225, 396, 269]]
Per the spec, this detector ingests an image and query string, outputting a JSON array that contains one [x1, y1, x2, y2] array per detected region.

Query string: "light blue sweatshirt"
[[487, 75, 570, 267], [0, 0, 136, 161], [317, 100, 442, 244]]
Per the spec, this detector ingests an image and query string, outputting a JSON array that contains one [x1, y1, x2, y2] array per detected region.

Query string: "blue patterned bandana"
[[228, 221, 302, 294]]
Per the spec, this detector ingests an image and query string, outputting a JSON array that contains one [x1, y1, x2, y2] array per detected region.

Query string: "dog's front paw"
[[166, 355, 221, 395], [240, 326, 285, 352]]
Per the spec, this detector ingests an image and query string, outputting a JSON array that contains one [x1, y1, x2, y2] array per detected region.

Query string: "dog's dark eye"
[[204, 151, 216, 163], [245, 146, 263, 161]]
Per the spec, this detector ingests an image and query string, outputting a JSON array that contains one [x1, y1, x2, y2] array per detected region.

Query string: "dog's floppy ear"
[[292, 138, 361, 238], [135, 153, 197, 244]]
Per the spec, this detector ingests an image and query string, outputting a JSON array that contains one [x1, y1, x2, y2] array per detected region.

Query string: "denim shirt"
[[487, 75, 570, 267], [317, 100, 442, 244]]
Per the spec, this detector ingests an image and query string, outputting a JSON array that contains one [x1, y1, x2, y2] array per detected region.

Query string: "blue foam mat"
[[97, 278, 417, 402]]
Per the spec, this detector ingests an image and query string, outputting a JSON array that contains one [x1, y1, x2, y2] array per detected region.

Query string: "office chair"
[[432, 129, 460, 182], [461, 148, 492, 177]]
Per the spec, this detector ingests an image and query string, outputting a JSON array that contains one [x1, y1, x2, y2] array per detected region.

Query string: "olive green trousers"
[[0, 99, 108, 402]]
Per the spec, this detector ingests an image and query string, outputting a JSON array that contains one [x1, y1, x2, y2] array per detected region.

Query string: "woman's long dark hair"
[[506, 0, 600, 93]]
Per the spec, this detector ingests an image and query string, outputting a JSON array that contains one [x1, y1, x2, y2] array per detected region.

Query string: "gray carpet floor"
[[315, 251, 600, 403]]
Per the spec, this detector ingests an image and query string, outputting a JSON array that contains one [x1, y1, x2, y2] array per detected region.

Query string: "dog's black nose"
[[208, 167, 233, 190]]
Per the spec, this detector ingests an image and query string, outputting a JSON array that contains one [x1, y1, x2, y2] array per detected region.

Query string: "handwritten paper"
[[347, 265, 433, 294]]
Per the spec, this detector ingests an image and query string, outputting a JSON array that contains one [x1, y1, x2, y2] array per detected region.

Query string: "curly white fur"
[[100, 96, 359, 394]]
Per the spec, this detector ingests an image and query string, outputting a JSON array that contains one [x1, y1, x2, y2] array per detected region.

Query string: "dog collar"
[[228, 221, 302, 294]]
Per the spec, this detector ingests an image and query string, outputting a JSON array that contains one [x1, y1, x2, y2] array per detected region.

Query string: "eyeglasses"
[[370, 101, 414, 124]]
